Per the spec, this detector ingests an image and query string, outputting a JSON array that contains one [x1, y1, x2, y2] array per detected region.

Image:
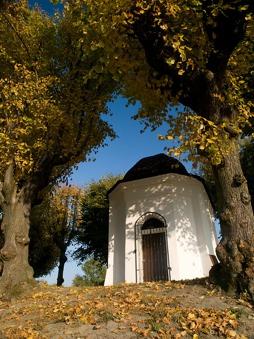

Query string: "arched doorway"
[[135, 212, 169, 282]]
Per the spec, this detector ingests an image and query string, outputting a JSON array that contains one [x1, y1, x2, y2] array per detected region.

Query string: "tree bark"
[[210, 140, 254, 300], [57, 249, 67, 287], [0, 164, 34, 294]]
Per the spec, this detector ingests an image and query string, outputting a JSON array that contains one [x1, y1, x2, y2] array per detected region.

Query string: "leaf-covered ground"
[[0, 280, 253, 338]]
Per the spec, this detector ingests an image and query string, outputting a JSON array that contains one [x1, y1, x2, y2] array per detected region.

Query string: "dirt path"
[[0, 280, 253, 338]]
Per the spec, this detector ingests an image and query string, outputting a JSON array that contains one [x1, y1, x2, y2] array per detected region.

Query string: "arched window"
[[141, 218, 166, 234], [135, 212, 166, 238]]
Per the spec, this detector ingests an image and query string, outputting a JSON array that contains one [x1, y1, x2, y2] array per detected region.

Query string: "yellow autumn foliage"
[[74, 0, 254, 164], [0, 1, 115, 182]]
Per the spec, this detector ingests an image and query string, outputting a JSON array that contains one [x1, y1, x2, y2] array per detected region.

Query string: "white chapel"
[[104, 154, 218, 285]]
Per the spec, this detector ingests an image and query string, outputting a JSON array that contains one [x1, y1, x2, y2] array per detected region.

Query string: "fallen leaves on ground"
[[0, 280, 253, 338]]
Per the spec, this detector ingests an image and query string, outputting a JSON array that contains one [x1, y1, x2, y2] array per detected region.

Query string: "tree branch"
[[0, 12, 32, 64], [202, 0, 251, 75], [130, 1, 254, 119]]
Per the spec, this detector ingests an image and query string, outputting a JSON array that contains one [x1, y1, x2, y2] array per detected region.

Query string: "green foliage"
[[72, 258, 106, 286], [74, 175, 122, 264]]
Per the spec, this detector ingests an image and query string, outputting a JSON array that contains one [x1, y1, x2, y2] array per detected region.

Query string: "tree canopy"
[[72, 258, 106, 287], [0, 1, 114, 189], [0, 0, 115, 293], [75, 0, 254, 299], [71, 0, 254, 164], [29, 185, 82, 284], [49, 185, 82, 286], [29, 205, 60, 278]]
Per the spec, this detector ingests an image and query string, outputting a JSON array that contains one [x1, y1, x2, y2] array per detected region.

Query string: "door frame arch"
[[135, 212, 171, 283]]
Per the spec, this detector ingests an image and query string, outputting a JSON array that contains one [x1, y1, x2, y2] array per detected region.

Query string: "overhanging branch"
[[202, 0, 251, 75]]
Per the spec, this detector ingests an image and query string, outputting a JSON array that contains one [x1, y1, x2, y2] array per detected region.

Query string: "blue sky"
[[29, 1, 194, 286], [70, 97, 192, 187], [29, 0, 63, 13]]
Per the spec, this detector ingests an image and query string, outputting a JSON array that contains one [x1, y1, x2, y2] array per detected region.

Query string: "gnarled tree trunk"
[[0, 164, 34, 293], [210, 140, 254, 300]]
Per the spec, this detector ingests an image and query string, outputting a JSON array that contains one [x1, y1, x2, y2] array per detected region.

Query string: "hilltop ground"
[[0, 279, 253, 338]]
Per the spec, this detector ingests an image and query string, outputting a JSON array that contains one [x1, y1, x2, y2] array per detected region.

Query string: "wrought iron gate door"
[[142, 231, 168, 282]]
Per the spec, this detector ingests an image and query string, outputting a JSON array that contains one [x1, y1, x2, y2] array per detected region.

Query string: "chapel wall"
[[106, 172, 217, 285]]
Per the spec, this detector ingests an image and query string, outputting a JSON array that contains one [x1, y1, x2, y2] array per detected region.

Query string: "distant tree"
[[28, 205, 60, 278], [38, 186, 82, 286], [72, 258, 106, 287], [74, 175, 122, 264], [0, 1, 115, 292]]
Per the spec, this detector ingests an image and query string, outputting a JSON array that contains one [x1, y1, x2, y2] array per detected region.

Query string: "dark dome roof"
[[123, 154, 188, 182], [108, 154, 188, 194], [108, 154, 214, 209]]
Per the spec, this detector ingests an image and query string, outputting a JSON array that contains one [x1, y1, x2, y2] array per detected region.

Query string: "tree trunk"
[[57, 249, 67, 287], [0, 165, 34, 294], [210, 140, 254, 300]]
